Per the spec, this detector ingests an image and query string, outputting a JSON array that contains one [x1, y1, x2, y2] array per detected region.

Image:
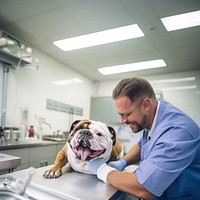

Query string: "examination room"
[[0, 0, 200, 199]]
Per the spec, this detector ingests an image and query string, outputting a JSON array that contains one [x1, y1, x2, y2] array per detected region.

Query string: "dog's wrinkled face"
[[68, 120, 113, 162]]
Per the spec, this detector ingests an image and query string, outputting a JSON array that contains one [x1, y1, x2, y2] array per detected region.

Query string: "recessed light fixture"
[[162, 85, 197, 91], [53, 24, 144, 51], [52, 78, 82, 86], [161, 10, 200, 31], [150, 77, 195, 84], [98, 59, 166, 75]]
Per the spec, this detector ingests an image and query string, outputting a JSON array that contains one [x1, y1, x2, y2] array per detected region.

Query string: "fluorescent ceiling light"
[[162, 85, 197, 91], [98, 59, 166, 75], [161, 10, 200, 31], [52, 78, 82, 86], [53, 24, 144, 51], [150, 77, 195, 84]]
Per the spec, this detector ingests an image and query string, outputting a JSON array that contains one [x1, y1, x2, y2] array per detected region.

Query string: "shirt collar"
[[148, 99, 160, 138]]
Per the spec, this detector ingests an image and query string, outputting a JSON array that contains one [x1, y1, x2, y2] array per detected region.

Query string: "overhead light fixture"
[[150, 77, 195, 84], [161, 10, 200, 31], [52, 78, 82, 86], [53, 24, 144, 51], [98, 59, 166, 75], [162, 85, 197, 91]]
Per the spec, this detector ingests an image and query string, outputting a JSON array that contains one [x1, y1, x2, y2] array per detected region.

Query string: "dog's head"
[[67, 119, 116, 162]]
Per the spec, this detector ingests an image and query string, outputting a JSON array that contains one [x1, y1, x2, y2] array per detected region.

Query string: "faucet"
[[3, 167, 36, 195], [0, 128, 5, 143], [0, 109, 6, 142], [38, 117, 51, 140], [42, 121, 51, 129]]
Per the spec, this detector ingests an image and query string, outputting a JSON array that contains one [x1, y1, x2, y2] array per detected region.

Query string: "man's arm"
[[107, 144, 154, 199], [88, 143, 154, 199], [108, 143, 141, 171], [107, 170, 154, 200], [123, 143, 141, 165]]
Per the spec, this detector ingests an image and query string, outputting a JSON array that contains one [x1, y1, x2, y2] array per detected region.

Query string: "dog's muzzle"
[[70, 129, 106, 162], [77, 130, 92, 147]]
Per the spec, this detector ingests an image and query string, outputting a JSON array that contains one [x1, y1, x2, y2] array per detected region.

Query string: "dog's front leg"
[[43, 144, 68, 179]]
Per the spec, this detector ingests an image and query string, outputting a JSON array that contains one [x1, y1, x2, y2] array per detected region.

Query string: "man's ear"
[[108, 126, 116, 146]]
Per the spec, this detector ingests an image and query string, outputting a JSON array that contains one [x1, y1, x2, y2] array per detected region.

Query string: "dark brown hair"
[[112, 77, 156, 103]]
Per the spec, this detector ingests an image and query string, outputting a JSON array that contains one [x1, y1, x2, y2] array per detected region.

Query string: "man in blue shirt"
[[88, 77, 200, 200]]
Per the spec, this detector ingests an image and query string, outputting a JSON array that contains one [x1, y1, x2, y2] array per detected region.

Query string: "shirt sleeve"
[[135, 126, 197, 196]]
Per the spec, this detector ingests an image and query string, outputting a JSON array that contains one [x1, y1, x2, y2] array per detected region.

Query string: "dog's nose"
[[80, 130, 92, 136], [80, 130, 92, 139], [78, 130, 92, 147]]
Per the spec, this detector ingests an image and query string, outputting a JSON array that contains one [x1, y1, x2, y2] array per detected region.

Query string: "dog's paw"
[[43, 168, 62, 179]]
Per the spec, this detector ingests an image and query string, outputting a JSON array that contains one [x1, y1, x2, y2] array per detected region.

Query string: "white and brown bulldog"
[[43, 119, 123, 178]]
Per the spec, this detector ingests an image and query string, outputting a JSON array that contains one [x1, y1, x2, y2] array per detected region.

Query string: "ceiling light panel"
[[162, 85, 197, 91], [98, 59, 166, 75], [161, 10, 200, 31], [150, 77, 195, 84], [53, 24, 144, 51], [52, 78, 82, 86]]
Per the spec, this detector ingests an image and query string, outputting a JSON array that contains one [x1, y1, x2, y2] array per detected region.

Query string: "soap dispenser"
[[28, 125, 35, 137]]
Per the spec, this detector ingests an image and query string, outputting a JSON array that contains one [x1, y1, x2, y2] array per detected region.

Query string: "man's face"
[[114, 96, 147, 133]]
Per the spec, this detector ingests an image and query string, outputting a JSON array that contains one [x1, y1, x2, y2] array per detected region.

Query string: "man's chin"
[[130, 124, 143, 133]]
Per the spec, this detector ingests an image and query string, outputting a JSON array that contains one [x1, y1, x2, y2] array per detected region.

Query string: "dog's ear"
[[107, 126, 116, 146], [69, 120, 81, 133]]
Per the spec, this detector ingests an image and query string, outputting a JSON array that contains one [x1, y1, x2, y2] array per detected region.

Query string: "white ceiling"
[[0, 0, 200, 82]]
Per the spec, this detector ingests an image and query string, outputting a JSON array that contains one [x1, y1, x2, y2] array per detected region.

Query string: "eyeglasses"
[[119, 98, 145, 119]]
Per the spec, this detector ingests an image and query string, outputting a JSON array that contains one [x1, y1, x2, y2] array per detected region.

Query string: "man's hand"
[[87, 158, 106, 174], [107, 159, 127, 171], [87, 158, 116, 183]]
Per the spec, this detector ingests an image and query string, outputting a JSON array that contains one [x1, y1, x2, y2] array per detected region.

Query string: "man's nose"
[[120, 116, 127, 124]]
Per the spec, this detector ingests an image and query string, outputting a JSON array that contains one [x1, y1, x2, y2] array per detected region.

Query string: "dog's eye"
[[97, 133, 102, 136]]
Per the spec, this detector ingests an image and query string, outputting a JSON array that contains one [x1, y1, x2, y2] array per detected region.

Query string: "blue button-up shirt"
[[136, 100, 200, 200]]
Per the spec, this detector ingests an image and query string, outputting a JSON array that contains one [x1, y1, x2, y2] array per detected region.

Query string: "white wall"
[[4, 48, 94, 134], [93, 70, 200, 126]]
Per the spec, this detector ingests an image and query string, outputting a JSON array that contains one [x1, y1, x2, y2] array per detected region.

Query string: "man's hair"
[[112, 77, 156, 102]]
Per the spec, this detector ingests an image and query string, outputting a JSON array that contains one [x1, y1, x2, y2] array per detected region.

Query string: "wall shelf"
[[0, 49, 30, 67]]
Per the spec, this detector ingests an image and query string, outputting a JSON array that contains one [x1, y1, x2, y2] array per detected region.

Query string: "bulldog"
[[43, 119, 123, 178]]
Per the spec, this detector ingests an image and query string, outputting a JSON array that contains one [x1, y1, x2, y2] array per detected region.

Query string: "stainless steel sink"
[[0, 165, 78, 200], [42, 135, 67, 142], [0, 176, 70, 200], [0, 189, 35, 200]]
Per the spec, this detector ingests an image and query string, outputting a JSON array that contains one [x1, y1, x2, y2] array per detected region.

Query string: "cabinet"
[[0, 143, 64, 174], [29, 145, 57, 168], [56, 144, 64, 153], [0, 148, 29, 171], [90, 97, 120, 124]]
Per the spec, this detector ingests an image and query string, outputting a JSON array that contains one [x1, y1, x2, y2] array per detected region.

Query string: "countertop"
[[0, 138, 66, 150], [0, 153, 21, 171], [0, 164, 138, 200], [1, 165, 128, 200]]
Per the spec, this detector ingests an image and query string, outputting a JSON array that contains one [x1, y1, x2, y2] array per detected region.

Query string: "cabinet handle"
[[44, 160, 48, 166], [40, 160, 48, 167]]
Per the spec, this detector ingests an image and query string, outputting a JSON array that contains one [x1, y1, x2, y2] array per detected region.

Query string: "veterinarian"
[[88, 77, 200, 200]]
